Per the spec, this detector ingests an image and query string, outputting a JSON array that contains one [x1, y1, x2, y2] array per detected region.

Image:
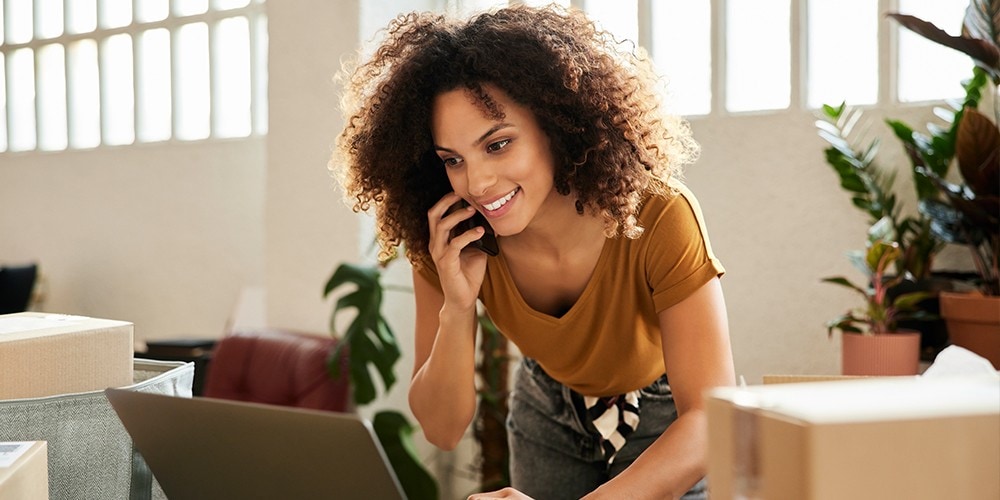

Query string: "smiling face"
[[431, 84, 562, 238]]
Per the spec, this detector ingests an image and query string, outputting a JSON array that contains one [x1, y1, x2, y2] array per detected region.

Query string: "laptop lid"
[[105, 388, 406, 500]]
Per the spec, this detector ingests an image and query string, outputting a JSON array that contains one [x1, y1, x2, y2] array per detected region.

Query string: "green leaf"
[[821, 276, 867, 296], [324, 262, 380, 297], [372, 410, 439, 500], [325, 261, 405, 407], [892, 291, 935, 312]]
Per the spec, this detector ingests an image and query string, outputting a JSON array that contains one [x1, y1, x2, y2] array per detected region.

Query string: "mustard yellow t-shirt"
[[418, 184, 724, 397]]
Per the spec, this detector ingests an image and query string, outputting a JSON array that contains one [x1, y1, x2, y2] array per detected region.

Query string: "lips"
[[482, 188, 519, 211]]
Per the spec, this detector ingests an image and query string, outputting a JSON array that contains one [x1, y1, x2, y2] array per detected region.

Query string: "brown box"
[[0, 441, 48, 500], [761, 374, 867, 385], [707, 376, 1000, 500], [0, 313, 133, 399]]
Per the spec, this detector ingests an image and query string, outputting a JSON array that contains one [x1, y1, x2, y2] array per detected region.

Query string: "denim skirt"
[[506, 357, 707, 499]]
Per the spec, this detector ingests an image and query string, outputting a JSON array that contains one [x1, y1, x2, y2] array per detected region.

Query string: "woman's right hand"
[[427, 192, 490, 312]]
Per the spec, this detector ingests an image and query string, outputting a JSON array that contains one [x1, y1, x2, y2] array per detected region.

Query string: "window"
[[436, 0, 970, 116], [0, 0, 267, 153]]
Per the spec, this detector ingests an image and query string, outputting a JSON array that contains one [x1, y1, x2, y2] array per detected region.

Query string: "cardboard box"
[[761, 374, 867, 385], [0, 441, 48, 500], [707, 376, 1000, 500], [0, 313, 133, 399]]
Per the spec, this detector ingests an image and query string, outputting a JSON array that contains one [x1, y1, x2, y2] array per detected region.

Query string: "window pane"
[[807, 0, 878, 108], [175, 22, 210, 140], [213, 0, 251, 10], [0, 54, 7, 152], [101, 34, 135, 145], [584, 0, 638, 45], [135, 0, 169, 23], [897, 0, 969, 102], [136, 29, 172, 142], [253, 14, 268, 135], [38, 43, 68, 151], [8, 48, 37, 151], [68, 40, 101, 148], [521, 0, 569, 6], [174, 0, 209, 17], [726, 0, 790, 112], [36, 0, 65, 39], [6, 0, 33, 44], [66, 0, 97, 34], [214, 16, 251, 138], [100, 0, 133, 29], [651, 0, 711, 116], [456, 0, 506, 16]]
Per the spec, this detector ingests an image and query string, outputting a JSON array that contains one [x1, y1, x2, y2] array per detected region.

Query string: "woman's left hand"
[[468, 487, 534, 500]]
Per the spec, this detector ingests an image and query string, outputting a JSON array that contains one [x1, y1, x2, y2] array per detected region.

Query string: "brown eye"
[[486, 139, 511, 153]]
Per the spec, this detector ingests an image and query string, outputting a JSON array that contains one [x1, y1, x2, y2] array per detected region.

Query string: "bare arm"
[[408, 193, 490, 450], [585, 277, 736, 499]]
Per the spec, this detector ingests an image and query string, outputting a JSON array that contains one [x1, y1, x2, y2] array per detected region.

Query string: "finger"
[[428, 192, 465, 221], [450, 224, 486, 250]]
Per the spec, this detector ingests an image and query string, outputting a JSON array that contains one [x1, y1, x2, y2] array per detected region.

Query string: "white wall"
[[0, 140, 266, 343]]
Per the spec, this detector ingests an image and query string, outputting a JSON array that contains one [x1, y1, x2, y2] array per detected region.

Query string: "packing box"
[[0, 313, 133, 399], [0, 441, 48, 500], [706, 376, 1000, 500], [0, 359, 193, 500]]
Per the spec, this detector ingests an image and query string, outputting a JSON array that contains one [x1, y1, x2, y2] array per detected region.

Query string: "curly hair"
[[332, 4, 699, 265]]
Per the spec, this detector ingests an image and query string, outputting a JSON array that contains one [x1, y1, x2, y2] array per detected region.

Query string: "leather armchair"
[[202, 329, 351, 412]]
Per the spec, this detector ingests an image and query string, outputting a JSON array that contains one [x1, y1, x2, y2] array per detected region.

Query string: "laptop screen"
[[106, 388, 406, 500]]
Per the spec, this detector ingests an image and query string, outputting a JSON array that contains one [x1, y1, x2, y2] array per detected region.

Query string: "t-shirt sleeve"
[[645, 186, 725, 312]]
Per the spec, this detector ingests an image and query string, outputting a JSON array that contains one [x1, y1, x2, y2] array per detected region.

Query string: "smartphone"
[[446, 200, 499, 256]]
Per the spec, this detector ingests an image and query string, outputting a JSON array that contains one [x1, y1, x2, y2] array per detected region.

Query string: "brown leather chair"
[[202, 329, 351, 412]]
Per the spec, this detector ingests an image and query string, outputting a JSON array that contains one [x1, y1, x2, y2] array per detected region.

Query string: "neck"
[[501, 195, 605, 258]]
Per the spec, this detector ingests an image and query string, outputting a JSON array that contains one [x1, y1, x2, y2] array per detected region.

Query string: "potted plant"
[[325, 257, 514, 497], [888, 1, 1000, 368], [816, 0, 999, 362], [816, 101, 951, 359], [324, 261, 439, 500], [824, 217, 935, 375]]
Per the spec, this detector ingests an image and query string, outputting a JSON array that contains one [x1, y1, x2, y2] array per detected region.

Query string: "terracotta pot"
[[940, 292, 1000, 369], [841, 331, 921, 376]]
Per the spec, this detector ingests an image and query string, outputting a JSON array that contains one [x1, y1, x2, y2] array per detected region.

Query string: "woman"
[[334, 5, 735, 499]]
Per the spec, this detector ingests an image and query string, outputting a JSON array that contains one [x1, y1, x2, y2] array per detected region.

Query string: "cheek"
[[445, 170, 464, 192]]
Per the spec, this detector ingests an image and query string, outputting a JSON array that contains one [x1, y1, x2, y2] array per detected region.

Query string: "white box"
[[0, 441, 48, 500]]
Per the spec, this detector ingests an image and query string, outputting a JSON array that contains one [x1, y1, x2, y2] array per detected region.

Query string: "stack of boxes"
[[0, 312, 192, 499]]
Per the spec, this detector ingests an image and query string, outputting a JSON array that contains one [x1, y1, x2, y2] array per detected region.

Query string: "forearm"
[[585, 409, 709, 500], [408, 303, 480, 450]]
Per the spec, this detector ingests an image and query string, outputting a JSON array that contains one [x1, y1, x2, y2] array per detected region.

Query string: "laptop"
[[105, 388, 406, 500]]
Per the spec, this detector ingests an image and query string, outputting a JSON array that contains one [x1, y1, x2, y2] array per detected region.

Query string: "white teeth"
[[484, 189, 518, 211]]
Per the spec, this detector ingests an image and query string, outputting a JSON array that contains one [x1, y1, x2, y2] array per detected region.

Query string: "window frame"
[[0, 0, 267, 154]]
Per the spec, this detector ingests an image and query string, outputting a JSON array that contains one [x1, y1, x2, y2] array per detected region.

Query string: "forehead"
[[431, 85, 529, 142]]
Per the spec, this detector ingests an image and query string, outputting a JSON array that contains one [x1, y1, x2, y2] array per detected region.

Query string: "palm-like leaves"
[[816, 103, 942, 280], [817, 103, 901, 228]]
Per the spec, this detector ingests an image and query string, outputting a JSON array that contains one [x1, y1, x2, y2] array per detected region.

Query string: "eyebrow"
[[434, 122, 514, 153]]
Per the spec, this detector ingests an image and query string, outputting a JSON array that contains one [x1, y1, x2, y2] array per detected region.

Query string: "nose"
[[465, 161, 497, 198]]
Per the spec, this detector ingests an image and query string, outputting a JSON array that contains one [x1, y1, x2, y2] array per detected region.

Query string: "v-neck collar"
[[492, 238, 612, 324]]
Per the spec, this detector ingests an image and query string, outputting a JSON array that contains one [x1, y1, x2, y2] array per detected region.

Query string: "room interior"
[[1, 0, 995, 498]]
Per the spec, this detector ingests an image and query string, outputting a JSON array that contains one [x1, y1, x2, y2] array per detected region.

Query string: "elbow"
[[424, 429, 464, 451], [413, 414, 470, 451], [408, 392, 474, 451]]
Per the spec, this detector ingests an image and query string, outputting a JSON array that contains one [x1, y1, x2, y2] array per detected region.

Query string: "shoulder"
[[638, 182, 708, 234]]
